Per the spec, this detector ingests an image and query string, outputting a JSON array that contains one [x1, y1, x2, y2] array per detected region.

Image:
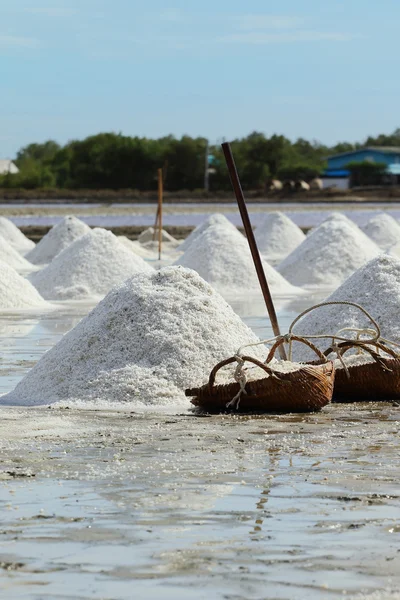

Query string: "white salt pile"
[[277, 217, 381, 288], [361, 213, 400, 250], [179, 213, 237, 252], [292, 254, 400, 361], [0, 217, 35, 254], [29, 228, 154, 301], [26, 216, 91, 265], [0, 261, 49, 309], [174, 222, 301, 297], [118, 236, 154, 258], [0, 235, 36, 273], [138, 227, 180, 247], [254, 211, 305, 263], [1, 266, 267, 408]]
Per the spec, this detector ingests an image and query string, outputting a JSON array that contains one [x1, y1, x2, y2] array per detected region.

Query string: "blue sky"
[[1, 0, 400, 157]]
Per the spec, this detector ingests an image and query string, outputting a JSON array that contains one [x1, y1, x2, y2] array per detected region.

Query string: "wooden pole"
[[221, 142, 286, 360], [157, 168, 163, 261]]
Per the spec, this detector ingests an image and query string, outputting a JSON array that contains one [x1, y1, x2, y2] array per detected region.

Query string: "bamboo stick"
[[221, 142, 286, 360], [157, 168, 163, 261]]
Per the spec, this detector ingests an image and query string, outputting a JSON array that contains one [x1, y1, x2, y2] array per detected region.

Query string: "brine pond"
[[0, 294, 399, 600]]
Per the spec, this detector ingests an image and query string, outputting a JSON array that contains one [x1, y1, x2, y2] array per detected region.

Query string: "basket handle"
[[207, 355, 278, 395], [266, 335, 328, 364]]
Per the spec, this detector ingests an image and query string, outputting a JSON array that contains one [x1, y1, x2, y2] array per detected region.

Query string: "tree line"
[[1, 129, 400, 191]]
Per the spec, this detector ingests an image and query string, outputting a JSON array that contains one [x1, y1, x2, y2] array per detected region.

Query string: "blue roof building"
[[325, 147, 400, 178]]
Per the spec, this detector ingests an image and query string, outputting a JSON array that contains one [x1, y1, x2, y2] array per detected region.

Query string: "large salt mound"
[[26, 216, 91, 265], [0, 261, 49, 309], [138, 227, 179, 247], [118, 236, 154, 258], [254, 211, 305, 263], [0, 217, 35, 254], [292, 254, 400, 361], [0, 235, 36, 273], [179, 213, 237, 252], [174, 222, 301, 297], [29, 228, 154, 301], [1, 267, 267, 408], [361, 213, 400, 250], [277, 218, 381, 288]]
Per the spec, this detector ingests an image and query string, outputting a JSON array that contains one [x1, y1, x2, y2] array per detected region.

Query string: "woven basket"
[[324, 341, 400, 402], [186, 336, 335, 414]]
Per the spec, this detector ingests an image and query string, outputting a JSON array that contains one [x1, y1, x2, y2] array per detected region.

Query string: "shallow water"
[[0, 295, 400, 599], [4, 201, 400, 229]]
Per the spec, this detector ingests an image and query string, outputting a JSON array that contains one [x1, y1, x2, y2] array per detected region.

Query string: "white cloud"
[[0, 35, 40, 48], [158, 9, 187, 23], [218, 31, 354, 45], [232, 15, 305, 31], [24, 7, 77, 17]]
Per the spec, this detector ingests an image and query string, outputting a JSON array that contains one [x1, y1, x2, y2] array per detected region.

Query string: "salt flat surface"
[[0, 213, 399, 598]]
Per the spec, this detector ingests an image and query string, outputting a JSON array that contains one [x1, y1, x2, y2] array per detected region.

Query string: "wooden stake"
[[157, 168, 163, 261], [221, 142, 286, 360]]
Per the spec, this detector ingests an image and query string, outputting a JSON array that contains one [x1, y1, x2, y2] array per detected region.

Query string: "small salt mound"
[[0, 235, 36, 273], [118, 236, 154, 258], [278, 218, 381, 288], [292, 254, 400, 361], [29, 228, 154, 301], [254, 211, 305, 263], [138, 227, 179, 247], [26, 216, 91, 265], [361, 213, 400, 250], [174, 222, 302, 297], [0, 217, 35, 254], [0, 261, 49, 309], [1, 266, 267, 408], [179, 214, 237, 252]]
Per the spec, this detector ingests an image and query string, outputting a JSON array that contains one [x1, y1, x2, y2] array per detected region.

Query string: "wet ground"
[[0, 294, 400, 599]]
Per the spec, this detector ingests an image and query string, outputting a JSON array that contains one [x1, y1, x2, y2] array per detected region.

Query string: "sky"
[[1, 0, 400, 157]]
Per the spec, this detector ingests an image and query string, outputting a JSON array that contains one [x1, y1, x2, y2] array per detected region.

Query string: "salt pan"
[[292, 254, 400, 361], [278, 217, 381, 288], [29, 228, 154, 301], [1, 266, 267, 408], [26, 216, 91, 265], [0, 235, 36, 273], [0, 261, 49, 309], [361, 213, 400, 250], [118, 236, 155, 258], [0, 217, 35, 254], [179, 214, 237, 252], [174, 222, 301, 297], [254, 211, 305, 263]]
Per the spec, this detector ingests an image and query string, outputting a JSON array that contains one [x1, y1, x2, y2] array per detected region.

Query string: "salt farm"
[[0, 202, 399, 600]]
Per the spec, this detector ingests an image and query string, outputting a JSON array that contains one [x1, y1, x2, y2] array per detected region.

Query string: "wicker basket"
[[186, 336, 335, 414], [324, 341, 400, 402]]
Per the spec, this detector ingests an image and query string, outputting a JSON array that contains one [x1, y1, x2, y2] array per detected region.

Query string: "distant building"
[[322, 147, 400, 189], [0, 160, 19, 175]]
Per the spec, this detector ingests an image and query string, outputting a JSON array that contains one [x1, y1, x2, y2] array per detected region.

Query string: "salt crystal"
[[0, 235, 36, 273], [0, 261, 49, 309], [292, 254, 400, 360], [278, 217, 381, 288], [0, 217, 35, 254], [29, 228, 154, 301], [361, 213, 400, 250], [174, 222, 302, 297], [1, 266, 267, 408], [179, 213, 237, 252], [26, 216, 91, 265], [254, 211, 305, 263]]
